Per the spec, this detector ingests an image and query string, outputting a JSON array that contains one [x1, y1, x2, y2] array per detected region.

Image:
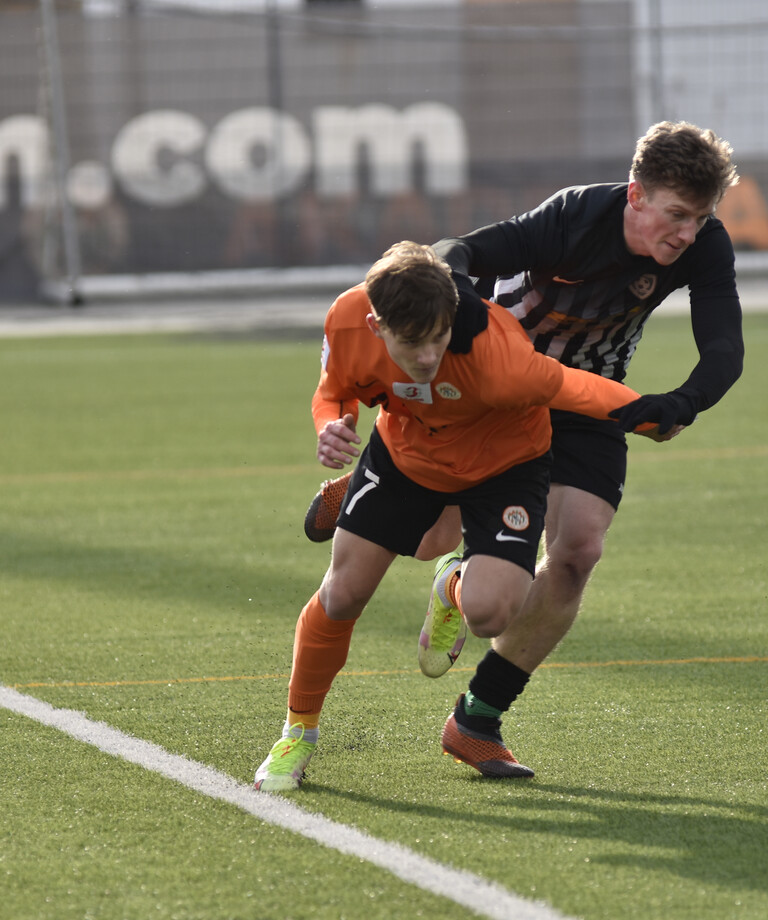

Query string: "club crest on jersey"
[[435, 382, 462, 400], [502, 505, 530, 531], [629, 274, 657, 300]]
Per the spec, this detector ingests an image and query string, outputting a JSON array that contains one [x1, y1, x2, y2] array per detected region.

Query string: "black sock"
[[467, 649, 530, 713]]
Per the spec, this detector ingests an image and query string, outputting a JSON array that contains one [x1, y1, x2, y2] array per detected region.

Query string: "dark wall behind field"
[[1, 2, 766, 297]]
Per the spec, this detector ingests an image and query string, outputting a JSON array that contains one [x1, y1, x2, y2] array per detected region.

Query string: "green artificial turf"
[[1, 315, 766, 920]]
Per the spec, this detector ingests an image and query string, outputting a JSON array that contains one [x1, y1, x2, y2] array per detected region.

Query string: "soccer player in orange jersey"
[[254, 241, 656, 791], [300, 122, 744, 779]]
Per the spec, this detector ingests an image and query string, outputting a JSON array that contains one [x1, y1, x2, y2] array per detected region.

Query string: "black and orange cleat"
[[441, 694, 534, 778], [303, 470, 353, 542]]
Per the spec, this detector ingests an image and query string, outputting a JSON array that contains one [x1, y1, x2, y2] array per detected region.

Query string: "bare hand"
[[633, 423, 685, 442], [317, 413, 361, 469]]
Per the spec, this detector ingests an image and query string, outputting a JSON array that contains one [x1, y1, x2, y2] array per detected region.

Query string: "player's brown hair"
[[365, 241, 458, 341], [630, 121, 738, 204]]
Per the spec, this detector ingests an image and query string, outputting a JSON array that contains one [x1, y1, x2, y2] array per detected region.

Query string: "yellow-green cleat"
[[254, 726, 316, 791], [418, 552, 466, 678]]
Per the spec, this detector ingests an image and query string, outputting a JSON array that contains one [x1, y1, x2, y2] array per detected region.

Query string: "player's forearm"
[[685, 288, 744, 410], [549, 365, 640, 419], [434, 224, 514, 278], [311, 387, 359, 436], [676, 338, 744, 412]]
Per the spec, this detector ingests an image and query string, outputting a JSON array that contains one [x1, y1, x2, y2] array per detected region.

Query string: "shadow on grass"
[[0, 525, 317, 619], [310, 781, 768, 895]]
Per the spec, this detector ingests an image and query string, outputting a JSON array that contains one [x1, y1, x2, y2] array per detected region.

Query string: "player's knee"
[[549, 535, 604, 587], [461, 594, 522, 639], [464, 611, 503, 639], [320, 578, 367, 621]]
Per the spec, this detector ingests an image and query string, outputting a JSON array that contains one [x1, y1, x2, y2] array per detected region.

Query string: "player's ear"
[[628, 180, 645, 211], [366, 313, 383, 337]]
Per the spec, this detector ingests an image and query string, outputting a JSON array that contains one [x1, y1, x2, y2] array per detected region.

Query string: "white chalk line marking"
[[1, 685, 574, 920]]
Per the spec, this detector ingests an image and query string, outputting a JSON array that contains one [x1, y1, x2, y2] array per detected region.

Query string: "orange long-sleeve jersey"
[[312, 286, 640, 492]]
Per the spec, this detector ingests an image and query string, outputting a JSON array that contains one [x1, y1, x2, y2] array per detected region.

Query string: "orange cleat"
[[303, 470, 353, 542], [441, 694, 534, 778]]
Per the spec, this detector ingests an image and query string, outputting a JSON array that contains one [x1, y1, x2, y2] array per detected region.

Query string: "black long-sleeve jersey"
[[434, 183, 744, 415]]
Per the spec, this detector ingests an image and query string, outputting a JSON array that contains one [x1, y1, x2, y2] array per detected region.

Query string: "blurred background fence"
[[1, 0, 768, 303]]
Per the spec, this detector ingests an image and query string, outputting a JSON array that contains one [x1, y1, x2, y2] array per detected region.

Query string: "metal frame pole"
[[39, 0, 83, 305]]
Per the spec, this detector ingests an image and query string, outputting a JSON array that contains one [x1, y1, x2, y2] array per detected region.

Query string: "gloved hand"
[[609, 388, 698, 435]]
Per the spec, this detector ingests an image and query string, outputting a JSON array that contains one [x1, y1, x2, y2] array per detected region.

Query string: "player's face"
[[367, 315, 452, 383], [625, 181, 716, 266]]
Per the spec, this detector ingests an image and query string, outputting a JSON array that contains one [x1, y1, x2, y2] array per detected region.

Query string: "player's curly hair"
[[630, 121, 738, 204], [365, 241, 458, 341]]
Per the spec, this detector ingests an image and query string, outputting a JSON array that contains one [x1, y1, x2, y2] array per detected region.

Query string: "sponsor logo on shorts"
[[495, 531, 529, 544], [496, 505, 531, 543]]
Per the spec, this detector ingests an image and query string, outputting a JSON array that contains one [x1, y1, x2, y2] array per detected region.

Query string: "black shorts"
[[337, 427, 551, 575], [549, 410, 628, 510]]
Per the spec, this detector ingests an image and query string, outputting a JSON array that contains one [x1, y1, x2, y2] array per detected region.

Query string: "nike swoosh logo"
[[495, 531, 529, 544]]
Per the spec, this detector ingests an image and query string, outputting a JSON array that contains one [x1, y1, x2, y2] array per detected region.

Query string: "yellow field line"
[[0, 445, 766, 487], [539, 654, 768, 668], [0, 465, 318, 486], [11, 655, 766, 690]]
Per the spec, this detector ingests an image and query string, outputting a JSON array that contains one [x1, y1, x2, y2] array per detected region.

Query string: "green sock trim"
[[464, 690, 503, 720]]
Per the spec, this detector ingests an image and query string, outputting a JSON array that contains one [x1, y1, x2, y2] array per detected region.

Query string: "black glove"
[[448, 272, 489, 354], [609, 388, 698, 435]]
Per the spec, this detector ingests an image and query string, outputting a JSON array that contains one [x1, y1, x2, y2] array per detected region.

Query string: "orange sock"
[[448, 569, 462, 611], [287, 591, 356, 720], [287, 710, 320, 730]]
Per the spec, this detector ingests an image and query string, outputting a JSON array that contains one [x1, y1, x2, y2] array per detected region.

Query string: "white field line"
[[1, 685, 576, 920]]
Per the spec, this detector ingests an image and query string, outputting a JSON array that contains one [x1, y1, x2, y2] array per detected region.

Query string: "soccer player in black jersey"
[[303, 121, 744, 777]]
